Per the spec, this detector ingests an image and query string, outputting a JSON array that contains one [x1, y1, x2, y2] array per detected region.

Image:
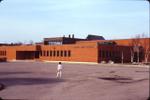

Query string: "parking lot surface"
[[0, 61, 149, 100]]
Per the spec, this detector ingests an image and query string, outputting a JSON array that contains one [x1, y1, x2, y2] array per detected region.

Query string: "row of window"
[[99, 50, 121, 58], [48, 42, 62, 45], [40, 50, 71, 57], [0, 51, 6, 56]]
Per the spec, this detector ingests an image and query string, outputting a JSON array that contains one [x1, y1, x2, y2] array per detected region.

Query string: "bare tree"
[[130, 34, 141, 63], [130, 33, 150, 63], [140, 33, 150, 63]]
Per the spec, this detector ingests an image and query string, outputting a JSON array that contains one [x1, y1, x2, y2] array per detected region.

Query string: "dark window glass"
[[99, 50, 101, 57], [47, 51, 49, 56], [43, 51, 46, 56], [39, 51, 42, 56], [109, 51, 112, 57], [50, 50, 52, 56], [68, 50, 71, 57], [106, 51, 108, 58], [102, 50, 105, 58], [61, 50, 63, 57], [4, 51, 6, 56], [53, 50, 56, 56], [64, 51, 67, 57], [57, 51, 59, 57]]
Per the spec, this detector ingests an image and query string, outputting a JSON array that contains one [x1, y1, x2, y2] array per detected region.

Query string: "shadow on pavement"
[[98, 77, 132, 81], [98, 76, 148, 84], [0, 77, 65, 87], [0, 72, 31, 75]]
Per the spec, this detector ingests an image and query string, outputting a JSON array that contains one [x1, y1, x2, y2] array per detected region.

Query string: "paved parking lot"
[[0, 61, 149, 100]]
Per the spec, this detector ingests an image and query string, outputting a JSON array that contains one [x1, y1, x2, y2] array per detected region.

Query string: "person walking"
[[56, 62, 63, 78]]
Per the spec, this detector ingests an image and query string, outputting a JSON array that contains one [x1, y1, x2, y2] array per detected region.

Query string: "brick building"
[[0, 35, 149, 63]]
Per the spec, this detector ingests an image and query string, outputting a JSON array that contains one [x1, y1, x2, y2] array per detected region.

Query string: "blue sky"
[[0, 0, 149, 43]]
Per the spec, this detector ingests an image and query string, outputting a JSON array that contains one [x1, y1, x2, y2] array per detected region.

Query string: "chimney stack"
[[72, 34, 74, 38], [68, 34, 71, 38]]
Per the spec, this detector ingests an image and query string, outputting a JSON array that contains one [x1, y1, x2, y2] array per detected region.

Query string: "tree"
[[141, 34, 150, 63], [130, 33, 150, 63], [130, 34, 141, 63]]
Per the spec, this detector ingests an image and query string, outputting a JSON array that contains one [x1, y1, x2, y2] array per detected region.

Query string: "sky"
[[0, 0, 149, 43]]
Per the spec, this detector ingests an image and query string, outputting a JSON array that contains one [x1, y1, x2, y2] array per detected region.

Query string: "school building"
[[0, 34, 149, 63]]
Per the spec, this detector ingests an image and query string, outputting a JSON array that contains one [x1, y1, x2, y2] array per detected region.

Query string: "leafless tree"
[[130, 34, 141, 63], [130, 33, 150, 63], [141, 33, 150, 63]]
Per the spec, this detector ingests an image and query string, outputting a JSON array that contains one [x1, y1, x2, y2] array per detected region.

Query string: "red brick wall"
[[0, 45, 37, 61], [39, 42, 98, 63]]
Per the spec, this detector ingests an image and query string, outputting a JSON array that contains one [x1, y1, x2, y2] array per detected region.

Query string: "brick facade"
[[0, 37, 149, 63]]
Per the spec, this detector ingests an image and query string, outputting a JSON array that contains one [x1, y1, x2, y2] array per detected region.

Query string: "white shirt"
[[57, 64, 63, 70]]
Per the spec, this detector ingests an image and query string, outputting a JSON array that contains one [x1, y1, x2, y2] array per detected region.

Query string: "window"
[[43, 51, 46, 56], [106, 51, 108, 58], [109, 51, 112, 57], [64, 51, 67, 57], [47, 51, 49, 56], [57, 51, 59, 57], [39, 51, 42, 56], [53, 50, 56, 56], [112, 51, 115, 57], [102, 50, 105, 58], [48, 41, 62, 45], [4, 51, 6, 56], [99, 50, 101, 57], [61, 50, 63, 57], [68, 50, 71, 57], [50, 50, 52, 56]]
